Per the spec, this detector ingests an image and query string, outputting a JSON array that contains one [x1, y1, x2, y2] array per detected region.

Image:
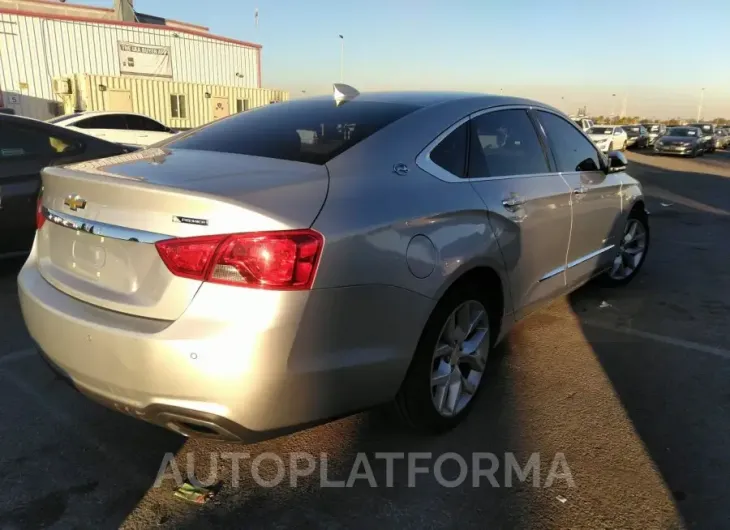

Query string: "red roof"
[[0, 6, 262, 49]]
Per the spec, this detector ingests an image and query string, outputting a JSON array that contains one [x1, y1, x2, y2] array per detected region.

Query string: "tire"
[[597, 208, 650, 287], [609, 142, 614, 152], [395, 282, 497, 433], [621, 141, 627, 151]]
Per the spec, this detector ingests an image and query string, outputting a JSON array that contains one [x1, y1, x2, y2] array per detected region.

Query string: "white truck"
[[572, 117, 594, 132]]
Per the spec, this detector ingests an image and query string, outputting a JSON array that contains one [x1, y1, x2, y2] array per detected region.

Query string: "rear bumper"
[[19, 247, 433, 440]]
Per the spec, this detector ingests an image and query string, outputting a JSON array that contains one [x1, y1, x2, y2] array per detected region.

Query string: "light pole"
[[338, 34, 344, 83], [697, 87, 705, 121], [611, 93, 616, 124]]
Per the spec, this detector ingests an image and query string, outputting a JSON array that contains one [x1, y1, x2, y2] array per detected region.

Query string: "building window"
[[170, 94, 187, 119], [236, 99, 249, 113]]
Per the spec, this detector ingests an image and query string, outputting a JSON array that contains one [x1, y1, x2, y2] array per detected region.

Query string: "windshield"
[[588, 127, 613, 135], [647, 124, 661, 132], [667, 128, 698, 137], [164, 99, 420, 165]]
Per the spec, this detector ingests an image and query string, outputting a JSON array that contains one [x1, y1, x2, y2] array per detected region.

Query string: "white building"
[[0, 0, 285, 123]]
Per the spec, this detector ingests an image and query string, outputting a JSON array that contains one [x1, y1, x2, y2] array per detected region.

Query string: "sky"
[[72, 0, 730, 118]]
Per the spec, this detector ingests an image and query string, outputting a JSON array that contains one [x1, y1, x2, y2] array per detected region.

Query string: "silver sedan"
[[19, 86, 650, 441]]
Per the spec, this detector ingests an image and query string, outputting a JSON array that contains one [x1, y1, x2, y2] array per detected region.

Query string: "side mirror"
[[606, 151, 627, 173]]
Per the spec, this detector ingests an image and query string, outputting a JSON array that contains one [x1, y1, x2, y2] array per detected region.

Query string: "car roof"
[[299, 91, 564, 112], [61, 111, 156, 119]]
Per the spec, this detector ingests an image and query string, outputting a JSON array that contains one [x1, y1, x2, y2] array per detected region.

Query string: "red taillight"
[[36, 190, 45, 230], [155, 230, 324, 290]]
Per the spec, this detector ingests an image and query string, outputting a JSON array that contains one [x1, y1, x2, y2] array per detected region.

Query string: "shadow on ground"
[[566, 153, 730, 528]]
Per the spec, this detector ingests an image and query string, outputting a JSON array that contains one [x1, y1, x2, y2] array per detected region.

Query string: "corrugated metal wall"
[[80, 74, 289, 129], [0, 11, 263, 118]]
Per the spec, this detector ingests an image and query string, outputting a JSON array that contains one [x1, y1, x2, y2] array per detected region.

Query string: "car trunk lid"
[[37, 148, 329, 321]]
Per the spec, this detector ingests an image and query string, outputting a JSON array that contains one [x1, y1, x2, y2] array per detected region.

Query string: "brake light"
[[155, 230, 324, 290], [36, 190, 45, 230]]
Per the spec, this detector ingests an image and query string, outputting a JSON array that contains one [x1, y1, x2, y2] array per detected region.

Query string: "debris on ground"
[[599, 301, 612, 309], [556, 495, 568, 504], [173, 481, 221, 505]]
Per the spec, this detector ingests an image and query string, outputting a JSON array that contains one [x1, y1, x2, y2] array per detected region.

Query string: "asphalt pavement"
[[1, 149, 729, 529]]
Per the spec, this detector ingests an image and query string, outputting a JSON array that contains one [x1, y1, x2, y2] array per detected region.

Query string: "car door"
[[465, 108, 573, 318], [534, 110, 623, 287], [125, 115, 173, 146], [0, 121, 85, 254], [70, 114, 132, 144]]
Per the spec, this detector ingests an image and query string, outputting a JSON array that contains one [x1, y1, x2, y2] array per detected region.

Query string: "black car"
[[653, 126, 704, 157], [0, 114, 135, 258], [686, 123, 716, 153], [624, 125, 651, 149]]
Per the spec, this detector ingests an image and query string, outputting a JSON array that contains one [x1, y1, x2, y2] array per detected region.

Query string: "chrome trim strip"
[[539, 244, 616, 283], [539, 264, 566, 282], [566, 244, 616, 270], [42, 207, 171, 244]]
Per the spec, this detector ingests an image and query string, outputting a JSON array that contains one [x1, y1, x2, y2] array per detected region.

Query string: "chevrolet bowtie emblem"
[[64, 195, 87, 211]]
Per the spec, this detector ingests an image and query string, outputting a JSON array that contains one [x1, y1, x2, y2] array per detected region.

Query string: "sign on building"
[[118, 42, 173, 78]]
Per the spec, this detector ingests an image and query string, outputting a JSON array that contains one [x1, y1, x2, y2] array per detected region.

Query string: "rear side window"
[[429, 122, 468, 177], [165, 99, 420, 165], [468, 109, 549, 178], [75, 115, 129, 130], [537, 111, 602, 173]]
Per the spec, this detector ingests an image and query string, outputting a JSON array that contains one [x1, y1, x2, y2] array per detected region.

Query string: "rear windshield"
[[688, 123, 713, 132], [47, 114, 82, 124], [165, 99, 420, 165], [648, 124, 661, 131], [625, 126, 641, 136], [588, 127, 614, 135]]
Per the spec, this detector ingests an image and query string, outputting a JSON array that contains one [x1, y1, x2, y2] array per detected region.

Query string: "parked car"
[[19, 87, 650, 441], [653, 126, 704, 157], [624, 125, 651, 149], [644, 123, 667, 146], [0, 114, 136, 258], [686, 123, 716, 153], [48, 111, 176, 147], [587, 125, 628, 152], [572, 117, 594, 132], [713, 128, 730, 150]]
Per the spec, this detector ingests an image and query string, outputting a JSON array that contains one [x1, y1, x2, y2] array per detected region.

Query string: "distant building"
[[0, 0, 285, 123]]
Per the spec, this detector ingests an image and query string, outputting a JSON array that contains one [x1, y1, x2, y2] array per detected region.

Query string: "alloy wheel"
[[608, 219, 647, 281], [430, 300, 490, 418]]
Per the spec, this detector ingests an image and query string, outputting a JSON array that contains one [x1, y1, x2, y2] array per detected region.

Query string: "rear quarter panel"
[[312, 101, 514, 315]]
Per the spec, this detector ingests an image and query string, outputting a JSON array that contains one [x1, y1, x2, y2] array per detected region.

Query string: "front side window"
[[537, 111, 602, 173], [166, 99, 420, 165], [429, 122, 468, 177], [468, 109, 549, 178], [74, 115, 128, 130], [0, 123, 80, 159]]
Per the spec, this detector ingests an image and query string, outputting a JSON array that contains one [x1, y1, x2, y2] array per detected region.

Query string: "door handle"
[[502, 196, 525, 210], [573, 186, 587, 195]]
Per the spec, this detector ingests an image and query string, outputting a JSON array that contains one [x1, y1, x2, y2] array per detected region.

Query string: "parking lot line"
[[581, 318, 730, 361], [0, 347, 36, 366]]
